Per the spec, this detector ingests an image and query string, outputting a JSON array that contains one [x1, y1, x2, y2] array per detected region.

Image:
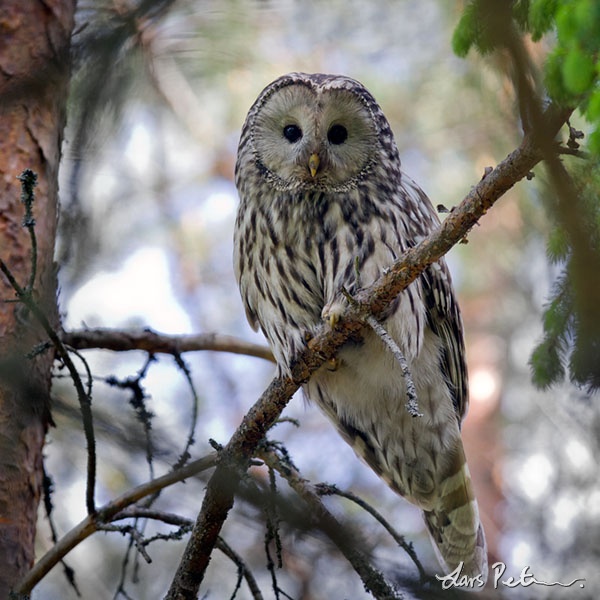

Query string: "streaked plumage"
[[233, 72, 487, 583]]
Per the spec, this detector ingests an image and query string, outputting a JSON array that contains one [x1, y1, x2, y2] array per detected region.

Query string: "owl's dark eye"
[[283, 124, 302, 143], [327, 124, 348, 145]]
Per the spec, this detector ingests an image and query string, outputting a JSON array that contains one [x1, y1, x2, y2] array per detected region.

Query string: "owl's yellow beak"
[[308, 153, 320, 177]]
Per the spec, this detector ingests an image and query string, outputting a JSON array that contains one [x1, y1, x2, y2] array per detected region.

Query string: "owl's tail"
[[423, 443, 488, 589]]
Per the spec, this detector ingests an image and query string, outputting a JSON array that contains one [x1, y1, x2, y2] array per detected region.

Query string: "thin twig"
[[112, 506, 195, 597], [0, 172, 98, 515], [64, 345, 94, 399], [106, 356, 156, 480], [556, 146, 590, 159], [348, 247, 422, 416], [99, 524, 153, 564], [264, 463, 284, 599], [364, 314, 422, 418], [316, 483, 426, 581], [113, 507, 193, 528], [172, 352, 200, 470], [217, 537, 265, 600], [41, 467, 81, 596], [341, 286, 422, 418], [107, 506, 265, 600], [108, 357, 160, 600], [258, 449, 402, 599]]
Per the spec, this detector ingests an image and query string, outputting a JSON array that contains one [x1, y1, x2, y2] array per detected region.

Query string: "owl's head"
[[240, 73, 392, 193]]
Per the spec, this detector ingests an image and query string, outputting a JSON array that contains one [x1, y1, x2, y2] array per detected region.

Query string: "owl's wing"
[[398, 175, 469, 422], [420, 261, 469, 423]]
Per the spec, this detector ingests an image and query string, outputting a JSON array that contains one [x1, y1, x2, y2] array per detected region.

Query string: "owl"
[[233, 73, 487, 584]]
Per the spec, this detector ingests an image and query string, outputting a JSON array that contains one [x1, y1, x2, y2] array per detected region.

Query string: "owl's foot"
[[322, 299, 346, 329]]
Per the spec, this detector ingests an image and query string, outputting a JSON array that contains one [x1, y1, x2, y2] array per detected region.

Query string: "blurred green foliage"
[[453, 0, 600, 153], [453, 0, 600, 392], [530, 160, 600, 390]]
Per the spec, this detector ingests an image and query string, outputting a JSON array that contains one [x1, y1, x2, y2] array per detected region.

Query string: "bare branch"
[[113, 507, 193, 528], [13, 452, 217, 595], [61, 327, 275, 362], [316, 483, 426, 581], [216, 537, 265, 600], [259, 449, 402, 599]]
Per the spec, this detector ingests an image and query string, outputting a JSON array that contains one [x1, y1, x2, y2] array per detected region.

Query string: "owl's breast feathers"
[[235, 175, 453, 384]]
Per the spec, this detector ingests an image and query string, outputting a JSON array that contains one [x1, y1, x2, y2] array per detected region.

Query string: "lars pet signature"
[[436, 561, 586, 591]]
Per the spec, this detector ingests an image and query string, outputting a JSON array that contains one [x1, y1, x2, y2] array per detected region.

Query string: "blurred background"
[[39, 0, 598, 598]]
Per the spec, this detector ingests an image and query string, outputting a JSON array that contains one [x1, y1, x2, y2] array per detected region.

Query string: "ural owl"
[[233, 72, 487, 584]]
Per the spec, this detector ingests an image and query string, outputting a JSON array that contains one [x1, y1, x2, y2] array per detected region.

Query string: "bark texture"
[[0, 1, 75, 594]]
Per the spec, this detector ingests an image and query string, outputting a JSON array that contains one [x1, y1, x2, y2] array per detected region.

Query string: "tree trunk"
[[0, 1, 75, 594]]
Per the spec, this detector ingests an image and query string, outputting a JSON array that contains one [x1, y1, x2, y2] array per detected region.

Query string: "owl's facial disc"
[[252, 83, 379, 191]]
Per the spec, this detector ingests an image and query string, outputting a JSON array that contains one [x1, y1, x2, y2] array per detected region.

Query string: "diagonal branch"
[[165, 103, 573, 600], [258, 449, 402, 599], [316, 483, 426, 581]]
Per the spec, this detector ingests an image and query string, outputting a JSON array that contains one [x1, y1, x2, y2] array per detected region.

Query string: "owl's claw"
[[322, 299, 346, 329], [327, 312, 341, 329], [326, 357, 340, 371]]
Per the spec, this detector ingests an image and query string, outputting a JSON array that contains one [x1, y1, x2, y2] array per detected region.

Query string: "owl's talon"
[[326, 357, 340, 371], [322, 300, 345, 329], [326, 356, 341, 371]]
